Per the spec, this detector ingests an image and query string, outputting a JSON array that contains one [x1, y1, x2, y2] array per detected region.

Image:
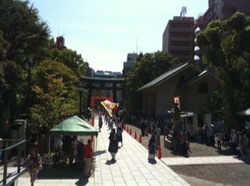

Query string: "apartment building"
[[162, 16, 195, 63], [197, 0, 250, 29], [195, 0, 250, 61]]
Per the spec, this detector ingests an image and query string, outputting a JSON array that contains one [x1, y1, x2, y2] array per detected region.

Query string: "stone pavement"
[[14, 116, 245, 186], [161, 155, 244, 166]]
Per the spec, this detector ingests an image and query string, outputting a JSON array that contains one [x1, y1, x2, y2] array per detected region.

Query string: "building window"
[[198, 83, 208, 93], [116, 83, 123, 88], [105, 83, 113, 88], [93, 82, 101, 88]]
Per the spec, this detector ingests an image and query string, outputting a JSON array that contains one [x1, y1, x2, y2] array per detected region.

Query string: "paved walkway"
[[161, 155, 244, 166], [14, 116, 246, 186]]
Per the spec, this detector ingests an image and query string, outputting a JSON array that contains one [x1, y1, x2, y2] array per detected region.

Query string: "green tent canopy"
[[50, 115, 98, 136]]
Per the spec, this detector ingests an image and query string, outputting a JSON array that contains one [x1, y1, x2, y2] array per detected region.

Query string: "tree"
[[0, 0, 50, 126], [124, 51, 180, 115], [45, 45, 89, 78], [30, 60, 79, 129], [196, 12, 250, 129]]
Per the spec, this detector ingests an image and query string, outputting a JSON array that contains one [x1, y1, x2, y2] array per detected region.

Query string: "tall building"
[[56, 36, 65, 49], [197, 0, 250, 29], [122, 53, 138, 76], [162, 16, 195, 63], [214, 0, 250, 20], [195, 0, 250, 61]]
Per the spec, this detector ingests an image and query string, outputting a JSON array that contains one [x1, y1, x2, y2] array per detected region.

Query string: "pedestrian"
[[180, 130, 188, 155], [210, 124, 215, 147], [117, 123, 123, 147], [140, 118, 146, 136], [230, 129, 238, 153], [238, 131, 249, 158], [26, 147, 42, 186], [155, 124, 161, 148], [98, 112, 103, 132], [217, 129, 224, 151], [108, 128, 118, 162], [144, 118, 149, 136], [173, 103, 181, 120], [83, 139, 94, 176], [77, 137, 84, 170], [68, 136, 77, 165], [53, 135, 63, 165], [0, 138, 3, 164], [148, 132, 157, 161]]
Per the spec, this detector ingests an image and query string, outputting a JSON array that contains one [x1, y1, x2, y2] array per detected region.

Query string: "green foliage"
[[124, 51, 180, 113], [197, 12, 250, 129], [0, 0, 51, 125], [0, 0, 50, 62], [0, 30, 10, 60], [46, 47, 89, 78], [30, 60, 79, 128]]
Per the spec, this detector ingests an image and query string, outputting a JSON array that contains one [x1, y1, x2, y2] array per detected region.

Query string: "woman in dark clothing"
[[148, 132, 157, 160], [117, 125, 123, 147], [108, 128, 118, 161]]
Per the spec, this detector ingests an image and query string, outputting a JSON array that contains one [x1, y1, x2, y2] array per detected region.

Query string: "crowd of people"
[[52, 135, 95, 176], [127, 113, 249, 158], [2, 108, 249, 185], [195, 123, 249, 158]]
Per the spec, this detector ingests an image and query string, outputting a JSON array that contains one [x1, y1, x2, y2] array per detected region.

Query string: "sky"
[[31, 0, 208, 72]]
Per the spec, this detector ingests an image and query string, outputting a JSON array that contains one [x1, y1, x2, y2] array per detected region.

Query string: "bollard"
[[134, 131, 137, 139], [129, 128, 132, 135], [157, 146, 162, 159], [139, 134, 142, 143], [91, 117, 94, 126]]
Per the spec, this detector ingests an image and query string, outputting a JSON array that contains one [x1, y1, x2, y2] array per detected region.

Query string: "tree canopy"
[[0, 0, 89, 134], [124, 51, 180, 114], [197, 12, 250, 128], [30, 60, 79, 129]]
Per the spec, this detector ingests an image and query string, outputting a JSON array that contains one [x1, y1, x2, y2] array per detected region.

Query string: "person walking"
[[0, 138, 3, 164], [26, 147, 42, 186], [98, 112, 103, 132], [155, 124, 161, 148], [217, 129, 224, 151], [77, 138, 84, 171], [238, 131, 249, 158], [108, 128, 119, 162], [148, 132, 157, 161], [117, 124, 123, 147], [230, 129, 238, 153], [83, 139, 94, 177]]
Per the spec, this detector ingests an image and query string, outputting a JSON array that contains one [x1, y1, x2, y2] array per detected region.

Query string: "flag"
[[101, 100, 117, 117]]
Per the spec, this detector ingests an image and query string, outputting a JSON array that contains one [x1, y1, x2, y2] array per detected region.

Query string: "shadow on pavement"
[[94, 150, 106, 156], [38, 163, 86, 179]]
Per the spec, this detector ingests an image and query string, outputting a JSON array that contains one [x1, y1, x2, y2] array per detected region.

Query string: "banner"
[[101, 100, 117, 117]]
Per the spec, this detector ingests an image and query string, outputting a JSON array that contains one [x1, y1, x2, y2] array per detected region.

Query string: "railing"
[[0, 139, 27, 186]]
